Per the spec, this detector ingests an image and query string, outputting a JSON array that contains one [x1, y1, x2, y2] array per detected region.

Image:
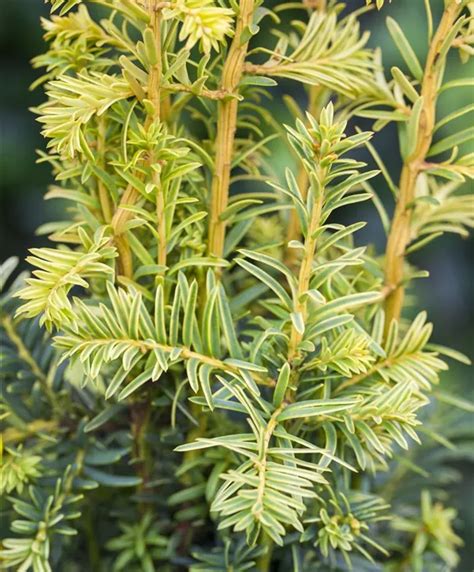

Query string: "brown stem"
[[115, 234, 133, 278], [383, 1, 463, 333], [111, 184, 140, 279], [208, 0, 256, 259], [111, 184, 138, 237]]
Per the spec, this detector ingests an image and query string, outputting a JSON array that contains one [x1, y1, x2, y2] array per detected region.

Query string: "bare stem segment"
[[383, 1, 463, 331], [208, 0, 255, 258]]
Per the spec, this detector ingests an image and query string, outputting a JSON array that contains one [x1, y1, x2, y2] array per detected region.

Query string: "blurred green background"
[[1, 0, 472, 568]]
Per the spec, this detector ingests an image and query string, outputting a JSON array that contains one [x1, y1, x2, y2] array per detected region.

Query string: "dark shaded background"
[[1, 0, 472, 567]]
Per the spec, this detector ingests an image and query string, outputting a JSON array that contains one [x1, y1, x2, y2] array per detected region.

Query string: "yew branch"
[[383, 1, 464, 332]]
